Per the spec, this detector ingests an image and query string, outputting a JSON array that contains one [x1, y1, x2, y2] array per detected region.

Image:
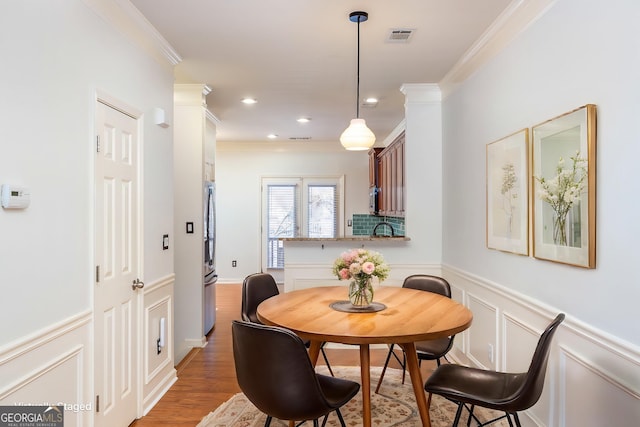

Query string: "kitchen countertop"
[[280, 236, 410, 241]]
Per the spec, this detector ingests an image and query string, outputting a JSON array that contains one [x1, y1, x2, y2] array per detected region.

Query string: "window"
[[307, 185, 337, 238], [266, 184, 297, 269], [262, 177, 344, 270]]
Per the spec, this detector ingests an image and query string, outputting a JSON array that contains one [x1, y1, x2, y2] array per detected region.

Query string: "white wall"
[[442, 0, 640, 346], [0, 0, 175, 421], [0, 0, 174, 345], [215, 141, 370, 283], [440, 0, 640, 424]]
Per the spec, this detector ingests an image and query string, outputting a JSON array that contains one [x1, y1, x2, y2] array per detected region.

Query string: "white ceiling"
[[130, 0, 513, 144]]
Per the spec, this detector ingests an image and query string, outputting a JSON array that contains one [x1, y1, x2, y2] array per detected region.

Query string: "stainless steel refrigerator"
[[204, 181, 217, 334]]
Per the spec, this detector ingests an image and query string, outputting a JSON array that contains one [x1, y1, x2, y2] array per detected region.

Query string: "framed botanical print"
[[486, 129, 529, 255], [532, 104, 596, 268]]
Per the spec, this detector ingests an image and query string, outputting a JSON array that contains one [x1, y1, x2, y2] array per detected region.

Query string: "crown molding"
[[82, 0, 181, 71], [439, 0, 558, 99], [400, 84, 442, 104]]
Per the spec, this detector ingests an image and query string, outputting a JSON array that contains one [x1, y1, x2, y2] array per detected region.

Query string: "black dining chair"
[[241, 272, 280, 323], [375, 274, 456, 393], [241, 272, 334, 376], [424, 313, 565, 427], [232, 320, 360, 427]]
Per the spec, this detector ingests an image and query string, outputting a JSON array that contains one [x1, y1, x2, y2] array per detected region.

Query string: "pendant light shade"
[[340, 11, 375, 151], [340, 118, 376, 151]]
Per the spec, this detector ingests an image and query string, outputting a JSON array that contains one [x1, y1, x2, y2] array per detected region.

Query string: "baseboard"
[[142, 368, 177, 416]]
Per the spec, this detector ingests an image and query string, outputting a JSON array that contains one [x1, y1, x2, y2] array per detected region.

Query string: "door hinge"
[[95, 265, 100, 283], [96, 135, 100, 153], [96, 395, 100, 412]]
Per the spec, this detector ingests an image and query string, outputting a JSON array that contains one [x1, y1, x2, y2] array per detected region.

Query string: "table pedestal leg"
[[308, 340, 321, 366], [400, 342, 431, 427], [359, 344, 371, 427]]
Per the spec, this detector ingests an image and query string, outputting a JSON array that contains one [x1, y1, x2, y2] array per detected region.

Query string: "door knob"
[[132, 278, 145, 290]]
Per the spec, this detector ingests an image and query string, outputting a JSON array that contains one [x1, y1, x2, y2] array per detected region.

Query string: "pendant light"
[[340, 11, 376, 151]]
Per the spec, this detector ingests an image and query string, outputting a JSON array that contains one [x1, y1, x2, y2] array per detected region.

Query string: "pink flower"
[[361, 261, 375, 274], [339, 268, 350, 279]]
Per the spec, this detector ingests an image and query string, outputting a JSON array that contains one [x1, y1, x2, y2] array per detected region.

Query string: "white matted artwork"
[[532, 104, 596, 268], [486, 129, 529, 255]]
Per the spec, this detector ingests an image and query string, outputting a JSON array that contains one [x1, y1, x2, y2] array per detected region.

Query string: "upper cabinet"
[[377, 132, 405, 217]]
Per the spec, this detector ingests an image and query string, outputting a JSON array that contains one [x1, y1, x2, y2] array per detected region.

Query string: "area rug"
[[197, 366, 509, 426]]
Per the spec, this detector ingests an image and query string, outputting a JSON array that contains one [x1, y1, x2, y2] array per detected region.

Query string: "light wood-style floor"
[[130, 283, 437, 426]]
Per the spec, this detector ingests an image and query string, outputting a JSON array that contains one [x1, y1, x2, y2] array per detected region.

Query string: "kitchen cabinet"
[[377, 132, 405, 217]]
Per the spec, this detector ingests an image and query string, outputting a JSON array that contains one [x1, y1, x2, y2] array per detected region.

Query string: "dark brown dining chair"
[[232, 320, 360, 427], [424, 313, 565, 427], [241, 272, 334, 376], [241, 272, 280, 323], [375, 274, 455, 393]]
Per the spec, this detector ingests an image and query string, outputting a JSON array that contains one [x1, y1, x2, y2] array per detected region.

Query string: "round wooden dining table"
[[257, 285, 473, 427]]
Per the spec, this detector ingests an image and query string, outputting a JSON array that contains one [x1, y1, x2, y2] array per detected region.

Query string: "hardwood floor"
[[131, 283, 437, 426]]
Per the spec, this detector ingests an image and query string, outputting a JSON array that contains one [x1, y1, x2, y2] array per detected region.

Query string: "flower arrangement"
[[536, 151, 587, 246], [332, 249, 389, 306]]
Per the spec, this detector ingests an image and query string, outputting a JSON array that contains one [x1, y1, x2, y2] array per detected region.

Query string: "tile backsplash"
[[351, 214, 405, 236]]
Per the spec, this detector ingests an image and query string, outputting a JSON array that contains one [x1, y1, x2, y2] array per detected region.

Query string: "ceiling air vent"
[[289, 137, 312, 141], [387, 28, 415, 43]]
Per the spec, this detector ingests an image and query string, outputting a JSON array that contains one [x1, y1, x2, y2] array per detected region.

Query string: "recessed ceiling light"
[[365, 97, 378, 104], [267, 134, 278, 139], [241, 98, 257, 104], [297, 117, 311, 123]]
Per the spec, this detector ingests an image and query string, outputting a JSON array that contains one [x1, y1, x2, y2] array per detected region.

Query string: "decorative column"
[[400, 84, 443, 263]]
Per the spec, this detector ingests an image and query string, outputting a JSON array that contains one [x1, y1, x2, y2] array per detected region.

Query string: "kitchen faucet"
[[372, 221, 395, 237]]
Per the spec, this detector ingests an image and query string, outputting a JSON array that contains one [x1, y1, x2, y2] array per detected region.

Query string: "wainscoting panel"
[[141, 274, 176, 416], [559, 346, 640, 426], [0, 311, 92, 427], [466, 293, 498, 370], [444, 265, 640, 427], [0, 276, 177, 425], [504, 314, 556, 426]]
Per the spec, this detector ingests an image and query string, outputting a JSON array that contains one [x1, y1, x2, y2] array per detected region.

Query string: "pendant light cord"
[[356, 16, 361, 119]]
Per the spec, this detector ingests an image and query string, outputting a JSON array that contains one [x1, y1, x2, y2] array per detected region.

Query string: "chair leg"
[[313, 419, 319, 427], [264, 415, 272, 427], [320, 343, 334, 377], [512, 413, 522, 427], [506, 413, 514, 427], [320, 413, 330, 427], [463, 404, 485, 427], [335, 408, 347, 427], [374, 344, 395, 393], [453, 403, 464, 426]]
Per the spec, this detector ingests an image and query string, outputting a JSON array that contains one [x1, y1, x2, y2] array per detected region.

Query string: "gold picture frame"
[[532, 104, 596, 268], [486, 129, 529, 255]]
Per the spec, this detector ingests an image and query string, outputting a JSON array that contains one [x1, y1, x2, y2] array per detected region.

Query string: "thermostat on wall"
[[1, 184, 31, 209]]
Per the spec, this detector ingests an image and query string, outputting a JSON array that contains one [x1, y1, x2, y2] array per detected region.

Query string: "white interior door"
[[94, 101, 140, 427]]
